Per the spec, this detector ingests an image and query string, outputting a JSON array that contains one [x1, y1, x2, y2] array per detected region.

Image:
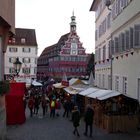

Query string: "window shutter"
[[134, 25, 140, 48], [130, 27, 134, 48], [125, 30, 130, 50], [111, 40, 115, 55], [115, 37, 119, 53]]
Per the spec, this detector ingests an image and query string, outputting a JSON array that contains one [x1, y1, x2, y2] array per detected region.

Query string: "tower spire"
[[70, 10, 76, 32]]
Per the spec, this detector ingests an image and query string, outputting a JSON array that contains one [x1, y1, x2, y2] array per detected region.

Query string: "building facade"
[[110, 0, 140, 100], [90, 0, 140, 101], [90, 0, 112, 89], [37, 14, 89, 80], [0, 0, 15, 139], [0, 0, 15, 81], [5, 28, 38, 83]]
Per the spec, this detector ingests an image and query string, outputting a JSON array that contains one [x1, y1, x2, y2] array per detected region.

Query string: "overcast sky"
[[16, 0, 95, 56]]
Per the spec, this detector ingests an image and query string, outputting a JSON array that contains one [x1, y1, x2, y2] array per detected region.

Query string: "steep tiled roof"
[[10, 28, 37, 46], [39, 33, 70, 58], [57, 33, 70, 45]]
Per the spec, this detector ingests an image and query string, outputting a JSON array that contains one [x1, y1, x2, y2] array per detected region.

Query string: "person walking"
[[56, 98, 61, 116], [63, 100, 70, 118], [50, 98, 56, 118], [28, 96, 34, 117], [84, 104, 94, 137], [72, 106, 80, 137], [41, 95, 47, 116], [34, 95, 40, 115]]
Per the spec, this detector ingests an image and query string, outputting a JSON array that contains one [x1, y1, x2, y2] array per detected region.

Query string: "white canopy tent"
[[32, 80, 42, 86], [78, 87, 137, 100], [64, 86, 79, 95], [53, 83, 66, 89], [78, 87, 99, 96]]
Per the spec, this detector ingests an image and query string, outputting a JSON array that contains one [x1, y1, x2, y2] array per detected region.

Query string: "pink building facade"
[[37, 14, 88, 80]]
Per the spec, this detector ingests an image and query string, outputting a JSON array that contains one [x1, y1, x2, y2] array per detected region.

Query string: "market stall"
[[79, 87, 139, 133]]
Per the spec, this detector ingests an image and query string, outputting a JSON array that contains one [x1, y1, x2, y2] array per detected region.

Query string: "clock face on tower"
[[72, 50, 76, 55], [71, 43, 77, 49], [71, 42, 77, 55]]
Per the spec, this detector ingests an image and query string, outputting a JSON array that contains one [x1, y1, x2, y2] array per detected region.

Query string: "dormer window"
[[21, 38, 26, 44]]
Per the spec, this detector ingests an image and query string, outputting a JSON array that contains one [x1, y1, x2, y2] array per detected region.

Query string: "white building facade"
[[90, 0, 112, 90], [111, 0, 140, 100], [90, 0, 140, 101], [4, 28, 38, 84]]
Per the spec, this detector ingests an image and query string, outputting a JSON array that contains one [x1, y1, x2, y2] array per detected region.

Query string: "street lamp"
[[13, 57, 22, 76], [105, 0, 112, 11]]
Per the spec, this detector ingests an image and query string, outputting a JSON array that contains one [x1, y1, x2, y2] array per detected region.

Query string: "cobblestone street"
[[6, 108, 140, 140]]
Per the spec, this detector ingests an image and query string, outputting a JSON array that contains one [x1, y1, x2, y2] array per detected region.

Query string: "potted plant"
[[0, 80, 10, 96]]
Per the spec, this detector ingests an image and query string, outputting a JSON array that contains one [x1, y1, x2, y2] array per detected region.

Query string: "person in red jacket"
[[28, 96, 34, 117]]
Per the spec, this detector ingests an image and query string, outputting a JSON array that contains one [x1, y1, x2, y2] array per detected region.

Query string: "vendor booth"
[[78, 87, 139, 133], [6, 83, 26, 125]]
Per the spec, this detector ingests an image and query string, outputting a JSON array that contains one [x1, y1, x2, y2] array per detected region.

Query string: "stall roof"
[[53, 83, 66, 89], [69, 78, 85, 86], [71, 84, 88, 91], [78, 87, 137, 101], [78, 87, 99, 96], [86, 89, 119, 100], [64, 86, 78, 95], [32, 80, 42, 86]]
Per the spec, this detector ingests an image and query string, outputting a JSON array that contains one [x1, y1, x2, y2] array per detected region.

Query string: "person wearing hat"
[[72, 106, 81, 137]]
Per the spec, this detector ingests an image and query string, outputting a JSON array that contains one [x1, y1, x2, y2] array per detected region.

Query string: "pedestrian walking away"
[[50, 98, 56, 118], [28, 96, 34, 117], [84, 104, 94, 137], [72, 106, 80, 137], [41, 95, 47, 116]]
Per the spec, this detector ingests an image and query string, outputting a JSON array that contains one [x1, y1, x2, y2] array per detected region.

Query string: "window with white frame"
[[9, 68, 15, 74], [22, 68, 30, 74], [9, 47, 18, 52], [22, 58, 30, 63], [22, 48, 30, 53], [21, 38, 26, 44], [122, 77, 127, 94], [115, 76, 119, 91], [9, 57, 16, 63]]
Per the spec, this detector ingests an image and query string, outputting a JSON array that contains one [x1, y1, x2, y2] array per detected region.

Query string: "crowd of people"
[[23, 86, 95, 137]]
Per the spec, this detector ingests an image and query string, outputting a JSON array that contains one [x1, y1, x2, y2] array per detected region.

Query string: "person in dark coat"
[[84, 104, 94, 137], [28, 96, 34, 117], [63, 100, 70, 118], [72, 106, 80, 137]]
